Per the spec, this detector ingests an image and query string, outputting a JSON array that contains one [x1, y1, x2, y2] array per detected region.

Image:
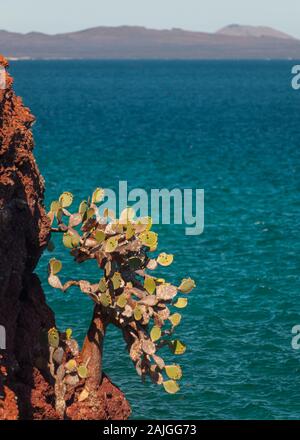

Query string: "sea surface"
[[10, 60, 300, 420]]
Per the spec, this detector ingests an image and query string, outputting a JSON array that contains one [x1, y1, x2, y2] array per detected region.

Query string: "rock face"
[[0, 56, 130, 420]]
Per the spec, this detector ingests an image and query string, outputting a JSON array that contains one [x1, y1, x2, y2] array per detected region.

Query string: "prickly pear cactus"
[[47, 189, 196, 394]]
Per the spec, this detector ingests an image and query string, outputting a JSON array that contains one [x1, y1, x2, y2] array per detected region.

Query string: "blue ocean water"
[[10, 60, 300, 419]]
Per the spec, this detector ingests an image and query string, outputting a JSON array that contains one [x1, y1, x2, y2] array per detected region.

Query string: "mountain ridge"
[[1, 25, 300, 60], [216, 24, 295, 40]]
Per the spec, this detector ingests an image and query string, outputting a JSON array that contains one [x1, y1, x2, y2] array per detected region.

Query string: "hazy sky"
[[1, 0, 300, 38]]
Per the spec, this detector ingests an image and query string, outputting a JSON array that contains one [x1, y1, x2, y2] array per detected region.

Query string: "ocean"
[[10, 60, 300, 419]]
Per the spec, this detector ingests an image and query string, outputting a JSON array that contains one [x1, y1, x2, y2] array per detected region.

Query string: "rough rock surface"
[[0, 55, 131, 420]]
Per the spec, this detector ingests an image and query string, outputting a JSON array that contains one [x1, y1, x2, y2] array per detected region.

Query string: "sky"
[[0, 0, 300, 39]]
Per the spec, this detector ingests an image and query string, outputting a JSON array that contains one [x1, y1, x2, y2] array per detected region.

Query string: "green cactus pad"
[[65, 359, 77, 372], [49, 258, 62, 275], [65, 328, 72, 340], [112, 272, 122, 289], [163, 380, 180, 394], [165, 364, 182, 380], [50, 200, 61, 214], [86, 207, 95, 219], [79, 200, 88, 216], [104, 237, 118, 253], [59, 192, 73, 208], [94, 230, 105, 243], [139, 231, 158, 248], [62, 233, 72, 249], [178, 278, 196, 294], [77, 364, 88, 379], [150, 326, 161, 342], [125, 222, 135, 240], [48, 327, 59, 348], [100, 292, 112, 307], [169, 339, 186, 355], [173, 298, 188, 308], [134, 305, 143, 321], [63, 233, 79, 249], [144, 277, 156, 294], [169, 313, 182, 327], [92, 188, 105, 204], [157, 253, 174, 267], [98, 277, 107, 293], [117, 293, 127, 308]]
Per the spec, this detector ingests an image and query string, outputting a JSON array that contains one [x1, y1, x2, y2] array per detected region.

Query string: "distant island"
[[1, 24, 300, 60], [216, 24, 295, 40]]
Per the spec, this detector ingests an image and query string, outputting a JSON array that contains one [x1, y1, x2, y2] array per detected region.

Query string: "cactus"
[[65, 359, 77, 373], [150, 326, 161, 342], [47, 188, 196, 396], [134, 305, 143, 321], [165, 365, 182, 380], [53, 347, 64, 365], [104, 237, 118, 252], [117, 293, 127, 308], [92, 187, 105, 204], [163, 380, 180, 394], [173, 298, 188, 309], [49, 258, 62, 275], [139, 231, 158, 249], [65, 328, 72, 340], [48, 327, 59, 348], [178, 278, 196, 294], [144, 276, 156, 294], [77, 364, 88, 379], [169, 339, 187, 355], [79, 200, 88, 216], [95, 230, 105, 243], [59, 191, 73, 208], [157, 252, 174, 266], [169, 313, 182, 327], [50, 200, 61, 214], [111, 272, 122, 289]]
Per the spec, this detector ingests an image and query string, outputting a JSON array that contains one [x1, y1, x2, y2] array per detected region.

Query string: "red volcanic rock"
[[0, 53, 54, 420], [66, 375, 131, 420], [0, 55, 130, 420]]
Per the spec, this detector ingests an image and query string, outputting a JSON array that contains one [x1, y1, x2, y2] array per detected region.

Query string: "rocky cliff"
[[0, 56, 130, 420]]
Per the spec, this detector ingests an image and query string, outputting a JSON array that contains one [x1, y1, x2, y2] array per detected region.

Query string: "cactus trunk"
[[81, 305, 107, 391]]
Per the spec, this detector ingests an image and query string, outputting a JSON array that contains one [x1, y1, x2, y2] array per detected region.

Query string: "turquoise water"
[[10, 60, 300, 419]]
